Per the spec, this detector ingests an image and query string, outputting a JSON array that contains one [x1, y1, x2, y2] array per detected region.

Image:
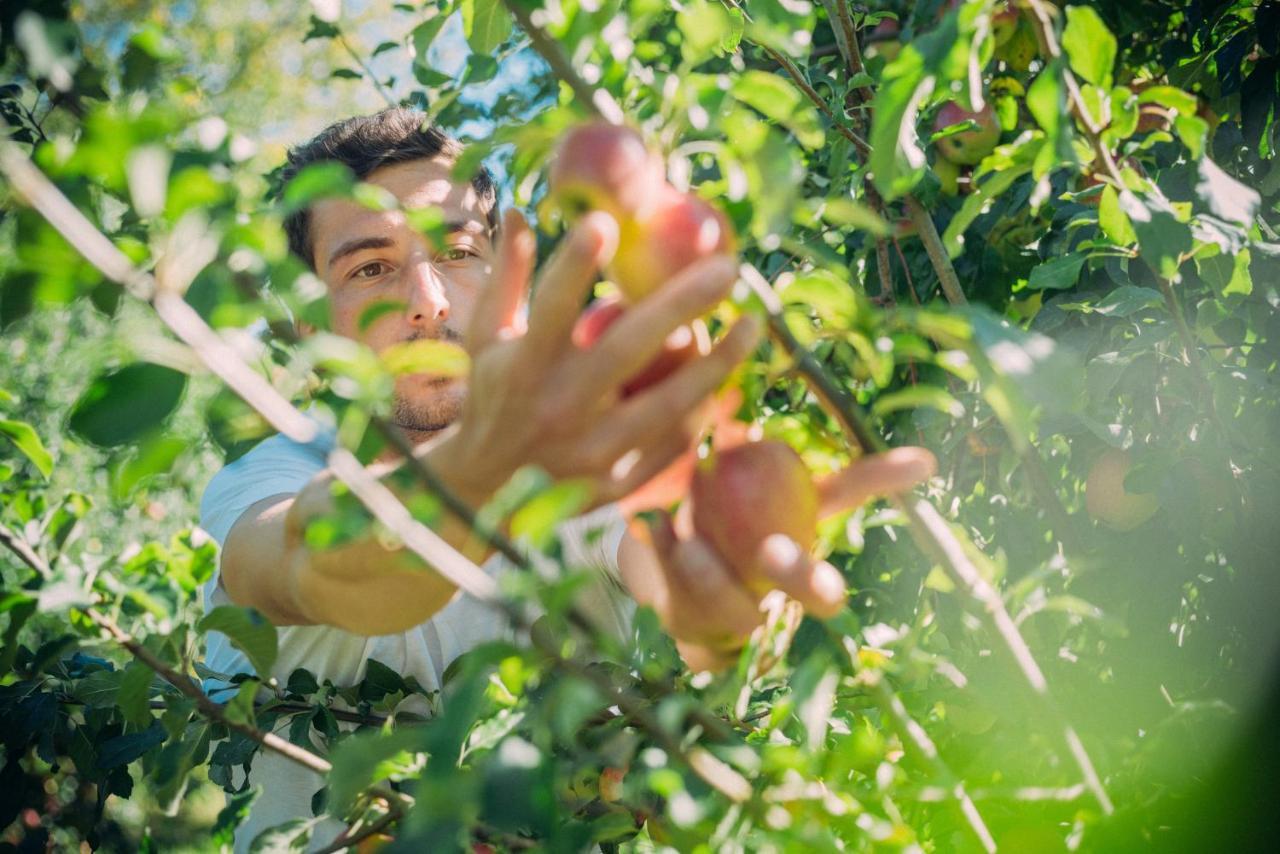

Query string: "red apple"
[[607, 185, 736, 301], [572, 296, 707, 397], [1085, 448, 1159, 531], [934, 101, 1001, 166], [548, 122, 664, 223], [690, 440, 818, 588]]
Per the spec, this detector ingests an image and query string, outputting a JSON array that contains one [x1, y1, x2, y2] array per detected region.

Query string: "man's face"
[[309, 157, 493, 433]]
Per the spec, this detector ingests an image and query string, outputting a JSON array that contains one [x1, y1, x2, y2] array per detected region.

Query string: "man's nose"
[[404, 261, 450, 327]]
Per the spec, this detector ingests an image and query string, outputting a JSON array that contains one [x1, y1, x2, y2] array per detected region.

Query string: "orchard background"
[[2, 0, 1278, 851]]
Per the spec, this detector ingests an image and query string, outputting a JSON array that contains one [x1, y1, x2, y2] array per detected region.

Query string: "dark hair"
[[279, 106, 499, 270]]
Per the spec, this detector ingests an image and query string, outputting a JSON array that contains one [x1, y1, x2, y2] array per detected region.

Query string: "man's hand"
[[618, 447, 937, 671], [438, 209, 760, 508]]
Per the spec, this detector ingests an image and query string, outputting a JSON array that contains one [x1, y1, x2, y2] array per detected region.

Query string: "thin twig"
[[863, 675, 996, 853], [501, 0, 624, 125], [905, 197, 967, 305], [760, 43, 872, 153], [337, 34, 398, 109]]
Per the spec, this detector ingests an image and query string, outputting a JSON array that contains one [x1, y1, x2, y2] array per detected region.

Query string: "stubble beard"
[[388, 327, 468, 437], [391, 378, 466, 436]]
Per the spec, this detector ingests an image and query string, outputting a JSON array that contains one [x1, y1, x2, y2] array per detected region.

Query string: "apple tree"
[[2, 0, 1278, 851]]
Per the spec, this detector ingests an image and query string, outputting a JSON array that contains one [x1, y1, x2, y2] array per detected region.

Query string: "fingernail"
[[813, 563, 847, 604], [761, 534, 801, 571]]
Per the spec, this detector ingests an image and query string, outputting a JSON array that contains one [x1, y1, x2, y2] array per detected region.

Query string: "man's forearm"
[[255, 434, 503, 634]]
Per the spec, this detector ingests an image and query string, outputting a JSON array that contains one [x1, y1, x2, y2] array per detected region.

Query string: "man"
[[199, 107, 934, 850]]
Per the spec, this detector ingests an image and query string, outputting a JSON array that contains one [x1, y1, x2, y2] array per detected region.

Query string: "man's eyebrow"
[[326, 220, 487, 269], [327, 235, 396, 270]]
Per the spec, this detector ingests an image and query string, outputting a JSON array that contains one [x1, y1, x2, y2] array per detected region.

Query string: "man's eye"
[[353, 262, 389, 279], [438, 246, 476, 262]]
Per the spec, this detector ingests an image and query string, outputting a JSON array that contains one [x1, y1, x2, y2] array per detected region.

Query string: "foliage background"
[[2, 0, 1279, 851]]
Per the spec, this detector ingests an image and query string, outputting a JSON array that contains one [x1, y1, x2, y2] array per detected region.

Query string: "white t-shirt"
[[198, 429, 634, 852]]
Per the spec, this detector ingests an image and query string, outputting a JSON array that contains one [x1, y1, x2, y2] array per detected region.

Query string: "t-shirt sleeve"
[[552, 504, 635, 642], [199, 433, 330, 550]]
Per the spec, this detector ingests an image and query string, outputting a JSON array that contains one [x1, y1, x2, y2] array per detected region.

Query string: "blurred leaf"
[[732, 71, 825, 150], [461, 0, 511, 55], [510, 480, 592, 551], [1059, 285, 1164, 316], [1062, 6, 1116, 88], [328, 726, 424, 813], [281, 162, 354, 212], [1195, 157, 1260, 227], [379, 339, 470, 378], [1099, 184, 1138, 245], [68, 362, 187, 448], [1123, 193, 1193, 279], [1028, 253, 1087, 290], [0, 418, 53, 478], [198, 606, 278, 677], [302, 14, 340, 41], [872, 386, 965, 419], [211, 786, 260, 847]]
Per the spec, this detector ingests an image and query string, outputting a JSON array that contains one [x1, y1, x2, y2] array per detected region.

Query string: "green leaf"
[[1028, 253, 1087, 290], [1124, 193, 1192, 279], [0, 418, 53, 477], [212, 786, 260, 847], [330, 67, 362, 80], [1062, 6, 1117, 88], [281, 162, 354, 213], [732, 70, 825, 150], [198, 606, 278, 677], [328, 726, 425, 813], [872, 386, 965, 419], [1198, 248, 1253, 297], [869, 49, 932, 199], [111, 435, 187, 499], [303, 14, 340, 42], [817, 197, 890, 235], [98, 722, 166, 768], [1026, 63, 1067, 167], [510, 480, 592, 550], [379, 339, 470, 378], [1099, 184, 1137, 245], [411, 13, 451, 62], [247, 817, 320, 853], [678, 0, 736, 66], [1195, 157, 1260, 227], [461, 0, 512, 55], [117, 661, 156, 727], [1059, 285, 1164, 316], [67, 362, 187, 448]]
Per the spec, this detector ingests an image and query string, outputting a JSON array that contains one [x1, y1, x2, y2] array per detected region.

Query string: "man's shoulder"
[[199, 430, 333, 547]]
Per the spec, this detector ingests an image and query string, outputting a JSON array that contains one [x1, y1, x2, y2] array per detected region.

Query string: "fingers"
[[659, 536, 763, 644], [758, 535, 847, 619], [575, 316, 761, 471], [522, 212, 619, 361], [466, 209, 534, 352], [550, 255, 740, 409], [816, 446, 937, 518]]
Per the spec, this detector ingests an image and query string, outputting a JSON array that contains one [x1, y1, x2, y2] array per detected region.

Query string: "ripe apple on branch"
[[933, 101, 1001, 166]]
